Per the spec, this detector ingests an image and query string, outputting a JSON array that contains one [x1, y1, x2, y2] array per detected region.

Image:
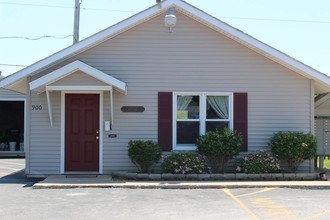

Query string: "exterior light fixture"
[[156, 0, 161, 8], [164, 8, 176, 33]]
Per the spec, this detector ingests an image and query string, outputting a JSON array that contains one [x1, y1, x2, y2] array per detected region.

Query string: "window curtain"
[[207, 96, 228, 119], [177, 96, 193, 111]]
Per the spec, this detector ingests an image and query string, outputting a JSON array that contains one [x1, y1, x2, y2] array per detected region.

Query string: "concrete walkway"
[[33, 175, 330, 189]]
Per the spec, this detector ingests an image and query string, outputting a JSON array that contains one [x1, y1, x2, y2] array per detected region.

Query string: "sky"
[[1, 0, 330, 77]]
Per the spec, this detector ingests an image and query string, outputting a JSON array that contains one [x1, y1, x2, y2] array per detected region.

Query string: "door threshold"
[[64, 172, 100, 178], [66, 174, 98, 178]]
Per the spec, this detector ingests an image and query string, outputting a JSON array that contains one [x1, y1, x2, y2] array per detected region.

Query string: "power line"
[[0, 63, 27, 67], [0, 1, 138, 13], [0, 1, 72, 9], [1, 1, 330, 24], [0, 35, 73, 40], [218, 16, 330, 24], [80, 7, 137, 13]]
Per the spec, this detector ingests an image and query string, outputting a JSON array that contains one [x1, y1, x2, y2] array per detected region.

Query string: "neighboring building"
[[1, 0, 330, 176], [315, 93, 330, 165], [0, 75, 26, 157]]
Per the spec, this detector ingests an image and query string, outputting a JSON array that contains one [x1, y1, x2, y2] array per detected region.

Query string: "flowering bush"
[[237, 150, 281, 174], [161, 153, 209, 174], [269, 131, 317, 172]]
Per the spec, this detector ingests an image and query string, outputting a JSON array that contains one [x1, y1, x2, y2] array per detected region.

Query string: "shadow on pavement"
[[0, 169, 44, 187]]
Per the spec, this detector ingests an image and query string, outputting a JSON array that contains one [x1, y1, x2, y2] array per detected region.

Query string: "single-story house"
[[1, 0, 330, 176]]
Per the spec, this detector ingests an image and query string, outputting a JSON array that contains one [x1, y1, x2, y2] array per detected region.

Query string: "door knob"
[[96, 136, 99, 140]]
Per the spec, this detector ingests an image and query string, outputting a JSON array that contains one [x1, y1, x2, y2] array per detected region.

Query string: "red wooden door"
[[65, 94, 99, 172]]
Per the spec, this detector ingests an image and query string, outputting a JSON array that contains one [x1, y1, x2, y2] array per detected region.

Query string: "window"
[[173, 93, 233, 150]]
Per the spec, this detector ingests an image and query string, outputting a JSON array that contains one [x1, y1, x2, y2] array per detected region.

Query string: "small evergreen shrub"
[[128, 140, 162, 173], [196, 128, 243, 173], [161, 153, 209, 174], [269, 131, 317, 172], [237, 150, 281, 174]]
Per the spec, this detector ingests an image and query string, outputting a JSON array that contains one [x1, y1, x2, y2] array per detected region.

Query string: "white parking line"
[[0, 160, 24, 166], [0, 166, 22, 171]]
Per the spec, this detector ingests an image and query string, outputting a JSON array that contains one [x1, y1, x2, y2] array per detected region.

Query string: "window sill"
[[173, 145, 197, 151]]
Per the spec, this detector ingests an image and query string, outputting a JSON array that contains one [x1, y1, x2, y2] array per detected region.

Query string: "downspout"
[[311, 80, 315, 134], [25, 76, 31, 175], [110, 86, 114, 129]]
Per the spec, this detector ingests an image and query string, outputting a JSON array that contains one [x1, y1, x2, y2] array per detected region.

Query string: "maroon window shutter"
[[158, 92, 173, 151], [234, 93, 248, 152]]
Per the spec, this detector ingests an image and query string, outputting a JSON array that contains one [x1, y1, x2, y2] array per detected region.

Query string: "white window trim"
[[173, 92, 233, 151]]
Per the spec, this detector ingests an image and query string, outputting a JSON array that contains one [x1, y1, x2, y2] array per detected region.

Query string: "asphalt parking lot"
[[0, 158, 43, 188], [0, 158, 25, 176], [0, 158, 28, 183], [1, 159, 330, 220]]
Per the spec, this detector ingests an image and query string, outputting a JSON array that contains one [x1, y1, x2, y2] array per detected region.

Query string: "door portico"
[[28, 60, 127, 174]]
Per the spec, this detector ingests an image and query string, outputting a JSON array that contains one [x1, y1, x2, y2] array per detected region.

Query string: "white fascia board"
[[173, 1, 330, 85], [30, 60, 127, 93], [46, 85, 112, 91]]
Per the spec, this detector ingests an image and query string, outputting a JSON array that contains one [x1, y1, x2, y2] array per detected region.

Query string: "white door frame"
[[60, 91, 104, 174]]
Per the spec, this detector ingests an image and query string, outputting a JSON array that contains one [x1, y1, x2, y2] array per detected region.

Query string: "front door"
[[65, 94, 99, 172]]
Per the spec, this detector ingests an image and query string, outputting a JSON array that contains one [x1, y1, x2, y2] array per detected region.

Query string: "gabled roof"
[[1, 0, 330, 94], [29, 60, 127, 93]]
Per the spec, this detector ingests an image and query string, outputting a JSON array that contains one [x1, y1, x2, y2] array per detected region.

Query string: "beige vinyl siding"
[[0, 89, 25, 99], [51, 71, 109, 86], [29, 91, 61, 174], [29, 11, 311, 173]]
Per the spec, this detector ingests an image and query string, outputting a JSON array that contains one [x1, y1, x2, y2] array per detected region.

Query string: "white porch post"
[[46, 89, 53, 127], [110, 86, 114, 128]]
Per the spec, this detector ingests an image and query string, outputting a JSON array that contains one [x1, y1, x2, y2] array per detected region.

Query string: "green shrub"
[[269, 131, 317, 172], [161, 153, 209, 174], [128, 140, 162, 173], [237, 150, 281, 174], [196, 128, 243, 173]]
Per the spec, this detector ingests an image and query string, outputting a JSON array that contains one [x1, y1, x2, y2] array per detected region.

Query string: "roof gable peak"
[[1, 0, 329, 93]]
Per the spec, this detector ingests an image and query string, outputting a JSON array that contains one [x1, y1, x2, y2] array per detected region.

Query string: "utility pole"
[[73, 0, 81, 44]]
